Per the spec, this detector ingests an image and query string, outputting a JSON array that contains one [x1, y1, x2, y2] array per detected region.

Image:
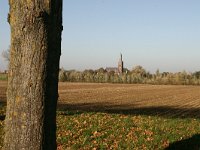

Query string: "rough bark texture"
[[4, 1, 62, 150]]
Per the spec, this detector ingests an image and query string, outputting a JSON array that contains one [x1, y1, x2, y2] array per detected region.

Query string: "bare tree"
[[1, 47, 10, 62], [4, 1, 63, 149]]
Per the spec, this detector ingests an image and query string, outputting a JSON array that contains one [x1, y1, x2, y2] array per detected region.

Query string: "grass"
[[56, 110, 200, 149], [0, 103, 6, 149], [0, 82, 200, 149], [0, 74, 7, 81], [0, 105, 199, 149]]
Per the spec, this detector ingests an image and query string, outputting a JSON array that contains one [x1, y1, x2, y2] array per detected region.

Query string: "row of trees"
[[59, 66, 200, 85]]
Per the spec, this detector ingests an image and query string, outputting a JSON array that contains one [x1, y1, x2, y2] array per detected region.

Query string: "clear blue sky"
[[0, 0, 200, 72]]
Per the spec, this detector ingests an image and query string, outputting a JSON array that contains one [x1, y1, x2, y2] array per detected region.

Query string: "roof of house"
[[105, 67, 118, 72]]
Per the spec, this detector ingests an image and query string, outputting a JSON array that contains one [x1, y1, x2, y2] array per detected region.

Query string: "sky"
[[0, 0, 200, 73]]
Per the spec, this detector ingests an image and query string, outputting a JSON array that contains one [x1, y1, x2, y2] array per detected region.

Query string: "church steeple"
[[118, 53, 123, 74]]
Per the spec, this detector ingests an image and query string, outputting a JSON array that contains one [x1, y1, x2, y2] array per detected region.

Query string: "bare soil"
[[0, 81, 7, 102], [58, 82, 200, 118], [1, 81, 200, 118]]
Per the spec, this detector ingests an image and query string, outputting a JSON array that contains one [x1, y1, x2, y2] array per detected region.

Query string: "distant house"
[[105, 67, 118, 73], [106, 53, 124, 74], [0, 70, 8, 74]]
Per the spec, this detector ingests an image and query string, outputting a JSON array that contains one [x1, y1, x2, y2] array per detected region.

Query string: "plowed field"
[[1, 81, 200, 118], [58, 82, 200, 118]]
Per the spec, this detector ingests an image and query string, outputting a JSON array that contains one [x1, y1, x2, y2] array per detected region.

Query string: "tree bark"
[[4, 1, 62, 150]]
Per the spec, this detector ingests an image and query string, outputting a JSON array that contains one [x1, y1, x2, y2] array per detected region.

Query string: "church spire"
[[118, 53, 123, 74]]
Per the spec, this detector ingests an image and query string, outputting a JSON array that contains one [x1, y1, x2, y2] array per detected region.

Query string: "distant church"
[[106, 53, 124, 74]]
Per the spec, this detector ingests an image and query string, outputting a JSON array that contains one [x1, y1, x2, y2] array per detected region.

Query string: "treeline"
[[59, 66, 200, 85]]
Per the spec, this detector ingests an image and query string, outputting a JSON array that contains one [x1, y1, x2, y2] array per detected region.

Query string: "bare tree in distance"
[[4, 0, 63, 149], [1, 46, 10, 62]]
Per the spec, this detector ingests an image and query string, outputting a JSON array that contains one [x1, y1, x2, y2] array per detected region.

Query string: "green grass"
[[56, 111, 200, 149], [0, 74, 7, 81], [0, 105, 199, 149], [0, 103, 6, 149]]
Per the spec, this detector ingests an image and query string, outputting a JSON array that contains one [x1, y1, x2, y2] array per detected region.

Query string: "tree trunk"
[[4, 1, 62, 150]]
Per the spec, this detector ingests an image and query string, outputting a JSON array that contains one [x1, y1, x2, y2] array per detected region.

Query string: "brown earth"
[[0, 81, 7, 102], [1, 81, 200, 118]]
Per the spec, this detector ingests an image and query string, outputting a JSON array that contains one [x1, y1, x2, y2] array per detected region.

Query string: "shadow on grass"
[[57, 102, 200, 119], [165, 134, 200, 150], [0, 100, 6, 121], [0, 115, 5, 121], [1, 99, 199, 119]]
